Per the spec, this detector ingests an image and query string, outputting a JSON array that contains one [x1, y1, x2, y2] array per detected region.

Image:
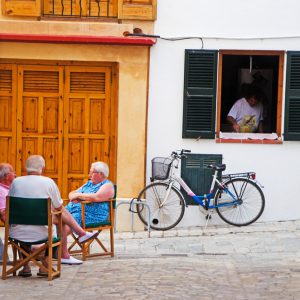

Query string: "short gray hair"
[[91, 161, 109, 177], [0, 163, 13, 180], [26, 155, 45, 174]]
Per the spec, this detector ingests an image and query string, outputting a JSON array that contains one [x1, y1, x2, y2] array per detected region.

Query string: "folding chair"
[[2, 196, 62, 281], [68, 185, 116, 261]]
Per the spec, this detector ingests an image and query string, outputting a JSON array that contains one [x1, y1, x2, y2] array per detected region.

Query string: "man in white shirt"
[[8, 155, 97, 276], [227, 85, 264, 133]]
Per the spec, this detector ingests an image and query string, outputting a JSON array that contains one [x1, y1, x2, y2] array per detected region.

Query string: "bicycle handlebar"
[[171, 149, 191, 159]]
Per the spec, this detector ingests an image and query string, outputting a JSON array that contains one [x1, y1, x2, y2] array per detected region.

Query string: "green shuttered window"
[[285, 52, 300, 141], [182, 50, 218, 139], [181, 153, 222, 205]]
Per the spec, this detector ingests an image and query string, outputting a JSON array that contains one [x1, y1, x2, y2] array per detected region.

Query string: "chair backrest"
[[112, 185, 117, 209], [7, 196, 49, 226]]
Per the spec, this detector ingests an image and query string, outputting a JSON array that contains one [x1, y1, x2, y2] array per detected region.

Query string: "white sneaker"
[[61, 256, 82, 265], [78, 232, 97, 244]]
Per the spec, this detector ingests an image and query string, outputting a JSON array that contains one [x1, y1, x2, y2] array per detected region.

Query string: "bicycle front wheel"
[[136, 182, 185, 231], [215, 178, 265, 226]]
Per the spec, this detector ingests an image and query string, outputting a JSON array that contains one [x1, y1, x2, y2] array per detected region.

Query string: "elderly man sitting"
[[8, 155, 97, 276], [0, 163, 16, 264]]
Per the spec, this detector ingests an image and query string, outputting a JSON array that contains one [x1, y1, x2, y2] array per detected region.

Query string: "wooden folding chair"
[[2, 196, 62, 281], [68, 185, 116, 261]]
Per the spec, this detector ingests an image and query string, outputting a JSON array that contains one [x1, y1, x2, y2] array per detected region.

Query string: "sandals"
[[18, 270, 32, 277], [37, 269, 48, 277]]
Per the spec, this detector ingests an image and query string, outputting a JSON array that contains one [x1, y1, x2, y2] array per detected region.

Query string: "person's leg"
[[60, 206, 98, 244], [61, 223, 72, 259], [61, 206, 86, 237], [18, 243, 32, 277], [54, 207, 95, 264]]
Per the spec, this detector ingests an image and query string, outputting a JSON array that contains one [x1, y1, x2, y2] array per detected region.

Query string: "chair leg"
[[1, 241, 9, 280], [12, 246, 18, 276], [110, 227, 114, 257]]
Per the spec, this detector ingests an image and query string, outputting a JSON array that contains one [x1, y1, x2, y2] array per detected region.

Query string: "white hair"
[[0, 163, 13, 180], [91, 161, 109, 177], [26, 155, 45, 174]]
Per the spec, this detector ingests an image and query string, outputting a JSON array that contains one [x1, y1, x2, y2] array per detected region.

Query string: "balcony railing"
[[43, 0, 118, 18]]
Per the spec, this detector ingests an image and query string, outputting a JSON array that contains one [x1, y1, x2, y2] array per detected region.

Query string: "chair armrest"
[[80, 198, 115, 229], [51, 209, 63, 216], [81, 200, 92, 205]]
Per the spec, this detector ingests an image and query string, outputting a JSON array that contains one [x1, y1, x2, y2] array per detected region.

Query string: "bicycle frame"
[[164, 170, 240, 210]]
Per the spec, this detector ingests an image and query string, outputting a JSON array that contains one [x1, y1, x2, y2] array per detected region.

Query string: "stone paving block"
[[187, 228, 204, 236], [148, 230, 164, 238], [132, 231, 149, 239], [162, 230, 178, 238], [1, 221, 300, 299], [116, 232, 134, 240]]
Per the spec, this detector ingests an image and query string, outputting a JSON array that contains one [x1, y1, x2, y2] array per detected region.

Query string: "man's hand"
[[232, 123, 240, 132], [227, 116, 240, 132]]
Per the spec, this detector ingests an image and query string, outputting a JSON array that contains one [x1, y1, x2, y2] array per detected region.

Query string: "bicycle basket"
[[151, 157, 172, 180]]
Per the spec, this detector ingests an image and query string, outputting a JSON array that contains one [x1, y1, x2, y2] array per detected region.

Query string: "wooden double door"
[[0, 63, 117, 198]]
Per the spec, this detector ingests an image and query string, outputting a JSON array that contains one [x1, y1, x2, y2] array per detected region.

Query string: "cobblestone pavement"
[[0, 220, 300, 300]]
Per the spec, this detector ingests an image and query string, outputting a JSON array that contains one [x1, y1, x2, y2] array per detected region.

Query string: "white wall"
[[146, 0, 300, 227]]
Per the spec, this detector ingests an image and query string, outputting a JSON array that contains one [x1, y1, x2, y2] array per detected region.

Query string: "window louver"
[[23, 71, 59, 93], [70, 72, 105, 93], [287, 98, 300, 131], [290, 55, 300, 90], [187, 53, 215, 89], [284, 52, 300, 140], [182, 50, 217, 139], [186, 96, 213, 131], [0, 70, 12, 92]]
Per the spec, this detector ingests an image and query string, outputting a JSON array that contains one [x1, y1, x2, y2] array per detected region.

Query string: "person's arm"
[[0, 208, 5, 222], [0, 190, 7, 222], [70, 182, 114, 203], [68, 184, 85, 202], [227, 116, 240, 133]]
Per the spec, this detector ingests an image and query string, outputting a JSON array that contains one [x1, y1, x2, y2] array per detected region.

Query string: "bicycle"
[[136, 149, 265, 231]]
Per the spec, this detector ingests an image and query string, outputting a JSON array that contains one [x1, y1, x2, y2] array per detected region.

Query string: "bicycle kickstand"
[[204, 210, 213, 230]]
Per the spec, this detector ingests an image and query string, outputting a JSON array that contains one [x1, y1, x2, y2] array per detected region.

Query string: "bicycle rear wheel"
[[136, 182, 185, 231], [215, 178, 265, 226]]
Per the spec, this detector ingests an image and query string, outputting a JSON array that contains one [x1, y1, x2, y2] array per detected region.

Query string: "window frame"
[[216, 50, 284, 142]]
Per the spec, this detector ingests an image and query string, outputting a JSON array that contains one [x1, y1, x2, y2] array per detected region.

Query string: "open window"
[[182, 49, 285, 142], [217, 50, 284, 140]]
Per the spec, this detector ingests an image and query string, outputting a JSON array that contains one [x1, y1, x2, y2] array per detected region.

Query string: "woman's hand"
[[69, 193, 83, 203]]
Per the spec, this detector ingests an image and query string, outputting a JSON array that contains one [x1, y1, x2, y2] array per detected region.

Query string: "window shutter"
[[181, 153, 222, 205], [118, 0, 156, 20], [2, 0, 41, 16], [284, 52, 300, 141], [182, 50, 218, 139]]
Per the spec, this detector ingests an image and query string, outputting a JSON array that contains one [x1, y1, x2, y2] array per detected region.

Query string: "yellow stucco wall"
[[0, 41, 149, 197], [0, 17, 154, 231]]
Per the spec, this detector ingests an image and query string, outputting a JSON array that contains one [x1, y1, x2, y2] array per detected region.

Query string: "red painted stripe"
[[0, 33, 156, 46]]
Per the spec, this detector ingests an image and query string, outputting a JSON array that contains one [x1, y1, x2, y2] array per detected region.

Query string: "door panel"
[[0, 62, 116, 199], [0, 65, 17, 165], [62, 66, 113, 197], [16, 65, 64, 187]]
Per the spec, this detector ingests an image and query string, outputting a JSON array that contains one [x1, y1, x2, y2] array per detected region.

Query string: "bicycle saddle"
[[207, 164, 226, 171]]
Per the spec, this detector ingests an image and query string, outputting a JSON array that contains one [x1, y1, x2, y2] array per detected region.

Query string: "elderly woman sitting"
[[66, 161, 115, 227]]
